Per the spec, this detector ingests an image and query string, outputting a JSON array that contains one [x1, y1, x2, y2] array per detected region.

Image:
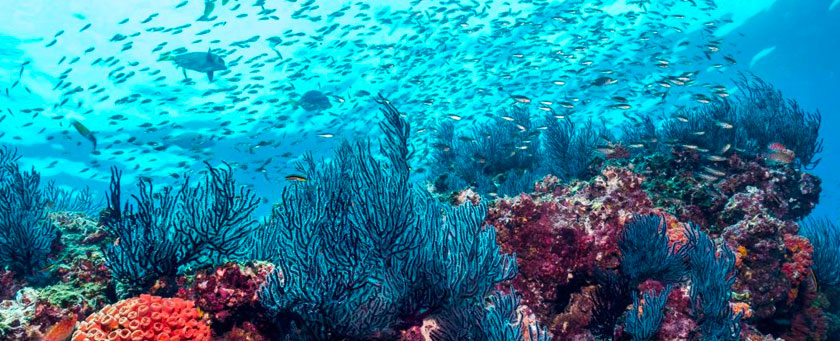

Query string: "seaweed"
[[0, 147, 58, 279], [100, 163, 259, 297], [257, 96, 517, 339]]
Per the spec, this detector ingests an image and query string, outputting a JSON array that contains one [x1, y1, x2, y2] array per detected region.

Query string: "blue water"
[[0, 0, 837, 219]]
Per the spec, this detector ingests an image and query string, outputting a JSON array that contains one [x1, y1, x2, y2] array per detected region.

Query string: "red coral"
[[487, 167, 659, 337], [216, 321, 270, 341], [71, 295, 210, 341], [0, 270, 26, 301], [723, 214, 797, 319], [176, 262, 273, 325], [656, 286, 697, 340], [782, 234, 813, 290]]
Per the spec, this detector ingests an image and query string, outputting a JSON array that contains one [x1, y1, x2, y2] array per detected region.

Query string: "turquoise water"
[[4, 0, 835, 218]]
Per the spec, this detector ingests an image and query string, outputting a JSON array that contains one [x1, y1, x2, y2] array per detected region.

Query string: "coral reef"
[[0, 81, 832, 340], [176, 262, 273, 329], [486, 167, 658, 336], [0, 287, 78, 341], [486, 148, 825, 339], [655, 75, 822, 169], [71, 295, 210, 341]]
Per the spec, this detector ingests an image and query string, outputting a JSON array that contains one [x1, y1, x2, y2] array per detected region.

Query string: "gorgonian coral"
[[0, 147, 58, 279], [624, 285, 672, 341], [655, 75, 822, 169], [256, 96, 522, 340], [619, 214, 687, 286], [430, 104, 542, 196], [685, 224, 742, 340], [799, 217, 840, 287], [100, 163, 259, 297]]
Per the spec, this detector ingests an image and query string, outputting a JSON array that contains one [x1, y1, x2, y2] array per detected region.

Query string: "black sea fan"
[[619, 214, 687, 286], [0, 147, 58, 278], [799, 217, 840, 287], [257, 95, 520, 340], [624, 285, 672, 341], [100, 162, 259, 297], [685, 223, 742, 340], [542, 115, 601, 182]]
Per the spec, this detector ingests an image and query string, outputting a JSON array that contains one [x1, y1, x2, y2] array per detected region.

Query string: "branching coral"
[[0, 147, 58, 279], [100, 163, 259, 297], [257, 96, 520, 340]]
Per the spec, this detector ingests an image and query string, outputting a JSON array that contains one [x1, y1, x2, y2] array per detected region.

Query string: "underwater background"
[[1, 0, 839, 340]]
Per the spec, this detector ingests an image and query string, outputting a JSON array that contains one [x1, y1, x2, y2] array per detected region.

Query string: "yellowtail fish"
[[285, 175, 307, 182], [70, 119, 97, 152]]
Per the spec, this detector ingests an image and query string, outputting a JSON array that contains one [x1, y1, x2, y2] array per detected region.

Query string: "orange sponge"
[[71, 294, 211, 341]]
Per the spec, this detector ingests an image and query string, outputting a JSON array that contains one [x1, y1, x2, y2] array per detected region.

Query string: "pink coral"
[[176, 262, 273, 325], [0, 270, 26, 301], [487, 167, 660, 337]]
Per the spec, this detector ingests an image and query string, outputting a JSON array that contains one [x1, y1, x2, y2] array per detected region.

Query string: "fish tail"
[[157, 53, 174, 62]]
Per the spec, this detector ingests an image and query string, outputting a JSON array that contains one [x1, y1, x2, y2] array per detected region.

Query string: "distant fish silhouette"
[[299, 90, 332, 111], [198, 0, 230, 21], [159, 49, 227, 81]]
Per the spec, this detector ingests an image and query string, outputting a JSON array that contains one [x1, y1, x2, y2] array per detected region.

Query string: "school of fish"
[[0, 0, 745, 204]]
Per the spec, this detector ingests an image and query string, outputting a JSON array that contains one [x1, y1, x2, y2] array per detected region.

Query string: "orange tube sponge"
[[71, 295, 210, 341]]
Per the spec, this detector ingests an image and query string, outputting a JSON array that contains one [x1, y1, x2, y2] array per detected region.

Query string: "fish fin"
[[183, 68, 188, 80], [207, 48, 212, 61], [207, 71, 214, 81]]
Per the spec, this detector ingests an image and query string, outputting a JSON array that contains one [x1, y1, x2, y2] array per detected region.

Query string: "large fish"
[[298, 90, 332, 111], [159, 49, 227, 81]]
